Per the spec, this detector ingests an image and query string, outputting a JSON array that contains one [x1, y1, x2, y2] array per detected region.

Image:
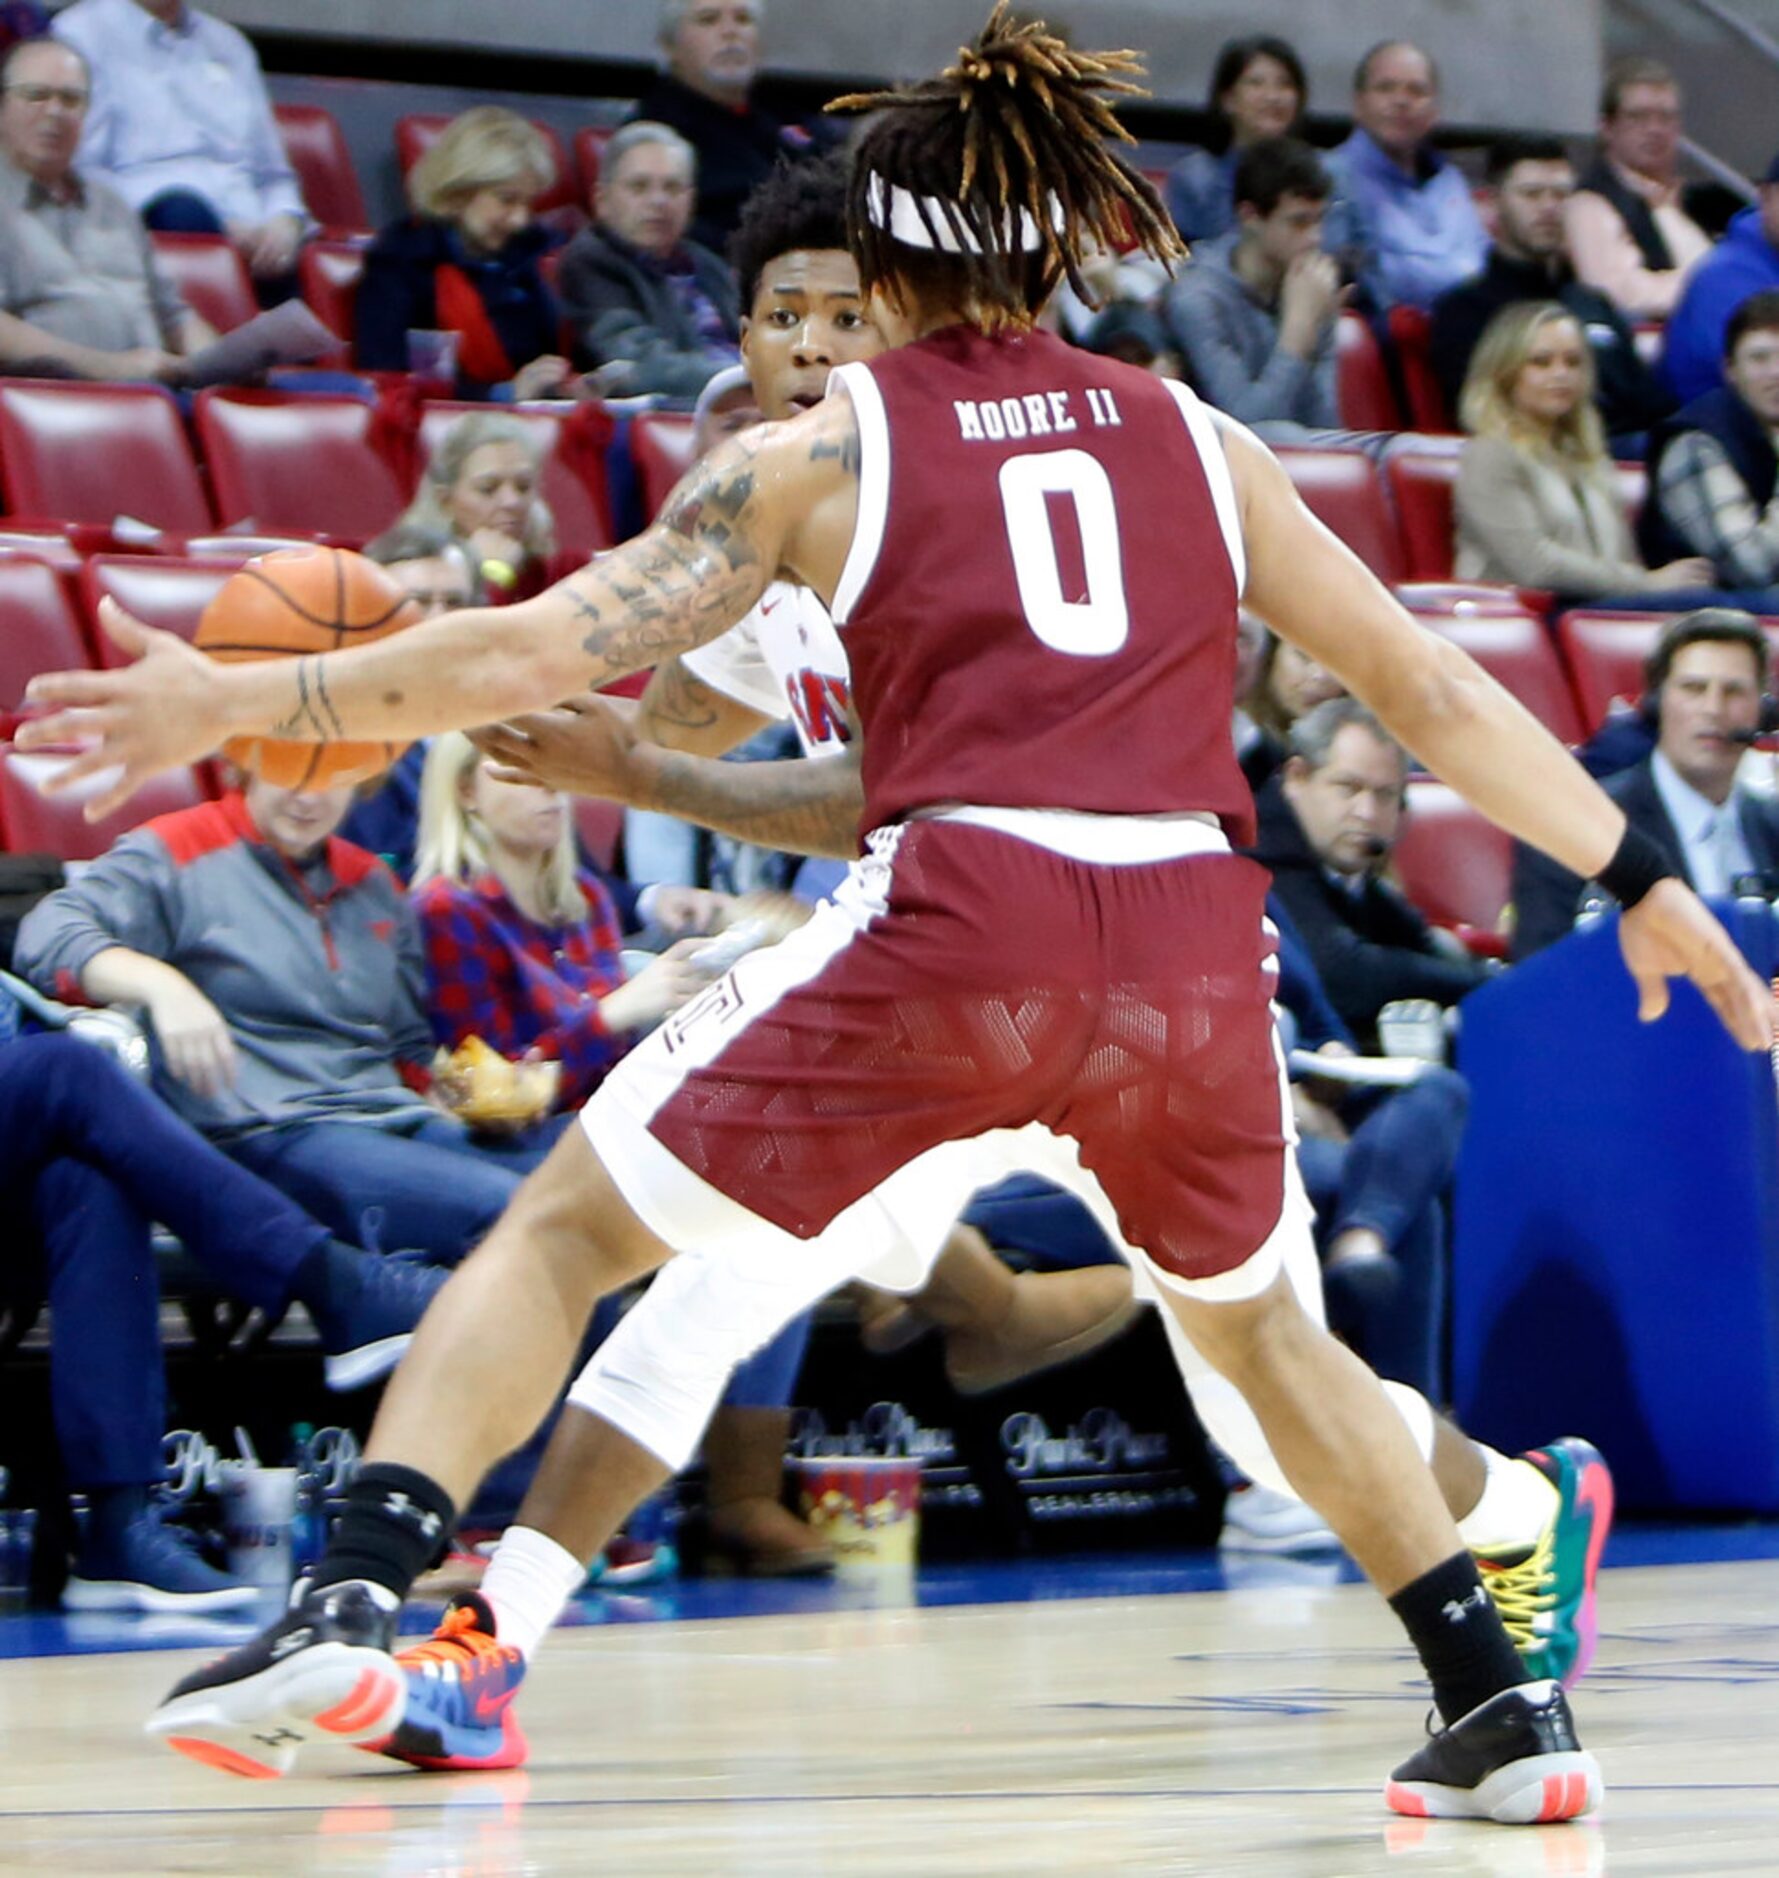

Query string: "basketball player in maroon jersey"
[[30, 4, 1772, 1824]]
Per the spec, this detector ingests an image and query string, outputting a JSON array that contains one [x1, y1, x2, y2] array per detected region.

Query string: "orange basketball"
[[195, 546, 423, 791]]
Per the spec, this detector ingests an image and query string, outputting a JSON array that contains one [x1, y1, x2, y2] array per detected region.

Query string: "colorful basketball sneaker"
[[1476, 1438, 1614, 1688], [1385, 1681, 1602, 1823], [146, 1577, 403, 1778], [366, 1594, 529, 1772]]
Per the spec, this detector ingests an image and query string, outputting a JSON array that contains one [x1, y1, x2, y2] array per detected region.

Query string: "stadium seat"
[[149, 232, 258, 334], [416, 400, 614, 559], [1387, 305, 1451, 432], [274, 102, 368, 234], [1393, 778, 1513, 951], [1410, 610, 1584, 744], [0, 555, 95, 708], [1613, 460, 1648, 526], [296, 240, 366, 362], [80, 556, 233, 666], [1384, 444, 1462, 581], [196, 390, 406, 541], [0, 747, 205, 861], [1336, 313, 1399, 431], [573, 126, 613, 198], [1555, 609, 1668, 735], [630, 412, 699, 522], [1393, 581, 1537, 616], [395, 113, 580, 216], [1275, 447, 1404, 582], [0, 382, 212, 534], [574, 796, 622, 870], [0, 527, 80, 571]]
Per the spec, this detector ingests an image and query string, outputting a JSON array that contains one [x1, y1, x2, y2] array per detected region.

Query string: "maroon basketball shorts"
[[583, 818, 1298, 1289]]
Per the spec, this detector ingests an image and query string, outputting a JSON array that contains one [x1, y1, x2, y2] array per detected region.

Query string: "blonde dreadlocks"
[[828, 1, 1184, 332]]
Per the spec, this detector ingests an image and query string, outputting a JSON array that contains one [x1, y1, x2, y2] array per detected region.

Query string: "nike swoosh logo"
[[473, 1688, 514, 1722]]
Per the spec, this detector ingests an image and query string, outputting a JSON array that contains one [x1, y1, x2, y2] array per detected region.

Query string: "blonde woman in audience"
[[1455, 301, 1713, 599], [411, 730, 839, 1577], [357, 105, 571, 400], [401, 411, 557, 601]]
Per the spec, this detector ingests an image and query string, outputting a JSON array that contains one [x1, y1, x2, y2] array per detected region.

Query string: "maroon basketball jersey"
[[830, 325, 1253, 843]]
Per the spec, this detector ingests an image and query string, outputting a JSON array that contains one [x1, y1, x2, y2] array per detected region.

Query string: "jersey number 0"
[[997, 449, 1130, 657]]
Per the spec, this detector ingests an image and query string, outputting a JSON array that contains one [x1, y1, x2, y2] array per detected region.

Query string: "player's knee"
[[1168, 1268, 1318, 1385]]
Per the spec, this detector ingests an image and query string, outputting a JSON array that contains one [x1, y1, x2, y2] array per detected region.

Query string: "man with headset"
[[1513, 608, 1779, 957]]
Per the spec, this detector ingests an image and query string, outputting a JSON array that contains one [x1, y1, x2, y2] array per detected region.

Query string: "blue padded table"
[[1453, 900, 1779, 1511]]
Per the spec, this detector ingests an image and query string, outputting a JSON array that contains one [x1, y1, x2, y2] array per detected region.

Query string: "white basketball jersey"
[[680, 580, 853, 760]]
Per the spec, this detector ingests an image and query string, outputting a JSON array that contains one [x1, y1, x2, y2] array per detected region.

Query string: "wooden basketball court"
[[2, 1556, 1777, 1873]]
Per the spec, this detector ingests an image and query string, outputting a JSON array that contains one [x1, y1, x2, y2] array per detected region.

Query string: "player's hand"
[[147, 976, 238, 1099], [471, 694, 643, 801], [19, 600, 231, 818], [1618, 877, 1776, 1051]]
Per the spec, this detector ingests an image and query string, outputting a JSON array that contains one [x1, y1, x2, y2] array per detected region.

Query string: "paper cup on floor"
[[791, 1456, 920, 1571], [217, 1463, 297, 1590]]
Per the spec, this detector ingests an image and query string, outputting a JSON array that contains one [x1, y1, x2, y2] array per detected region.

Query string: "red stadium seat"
[[1336, 313, 1400, 430], [1393, 581, 1537, 616], [629, 412, 699, 522], [0, 382, 212, 534], [1384, 445, 1461, 581], [1410, 611, 1583, 743], [0, 747, 205, 861], [1275, 447, 1404, 582], [0, 526, 80, 571], [296, 240, 365, 362], [574, 796, 622, 870], [1393, 778, 1513, 950], [274, 102, 368, 234], [1555, 610, 1668, 735], [416, 401, 613, 560], [81, 556, 233, 666], [149, 232, 258, 334], [195, 390, 406, 541], [573, 126, 613, 199], [0, 555, 95, 708], [396, 113, 580, 216], [1387, 305, 1451, 432]]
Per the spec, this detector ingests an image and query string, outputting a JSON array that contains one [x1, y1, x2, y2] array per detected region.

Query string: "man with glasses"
[[1567, 57, 1711, 321], [0, 35, 210, 380]]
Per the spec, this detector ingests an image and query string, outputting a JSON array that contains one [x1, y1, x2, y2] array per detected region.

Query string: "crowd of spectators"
[[6, 3, 1779, 1593]]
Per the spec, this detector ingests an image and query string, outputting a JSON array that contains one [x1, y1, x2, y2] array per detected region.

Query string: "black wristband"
[[1596, 824, 1676, 911]]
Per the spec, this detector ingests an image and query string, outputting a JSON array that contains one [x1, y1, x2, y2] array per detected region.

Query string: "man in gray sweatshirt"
[[1164, 136, 1342, 438]]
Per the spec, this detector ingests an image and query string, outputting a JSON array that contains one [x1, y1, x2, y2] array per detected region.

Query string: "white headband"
[[864, 173, 1062, 255]]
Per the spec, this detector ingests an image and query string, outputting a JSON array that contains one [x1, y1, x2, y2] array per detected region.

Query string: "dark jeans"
[[2, 1036, 336, 1487], [222, 1111, 560, 1265], [1296, 1066, 1469, 1402]]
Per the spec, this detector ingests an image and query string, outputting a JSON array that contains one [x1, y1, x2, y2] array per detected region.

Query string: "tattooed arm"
[[22, 396, 862, 816], [636, 656, 775, 757]]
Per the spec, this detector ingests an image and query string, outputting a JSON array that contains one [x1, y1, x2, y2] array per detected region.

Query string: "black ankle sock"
[[1389, 1551, 1528, 1727], [310, 1463, 456, 1603]]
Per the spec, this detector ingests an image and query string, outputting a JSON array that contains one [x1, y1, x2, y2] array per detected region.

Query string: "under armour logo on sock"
[[384, 1489, 445, 1542], [1441, 1585, 1489, 1625]]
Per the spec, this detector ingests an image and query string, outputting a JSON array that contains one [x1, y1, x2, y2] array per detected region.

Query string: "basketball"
[[194, 546, 424, 790]]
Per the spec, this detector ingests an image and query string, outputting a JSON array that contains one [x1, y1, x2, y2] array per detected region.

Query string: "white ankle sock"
[[1455, 1450, 1560, 1555], [479, 1525, 588, 1660]]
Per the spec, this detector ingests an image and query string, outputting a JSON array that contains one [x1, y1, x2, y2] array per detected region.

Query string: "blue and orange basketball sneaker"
[[366, 1594, 529, 1771], [1476, 1437, 1614, 1688]]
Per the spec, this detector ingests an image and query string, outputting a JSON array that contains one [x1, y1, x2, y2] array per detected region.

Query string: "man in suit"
[[1513, 609, 1779, 958], [1248, 695, 1491, 1049]]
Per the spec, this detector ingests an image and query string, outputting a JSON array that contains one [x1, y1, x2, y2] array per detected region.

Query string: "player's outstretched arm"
[[475, 695, 866, 859], [1225, 418, 1775, 1053], [20, 415, 842, 818]]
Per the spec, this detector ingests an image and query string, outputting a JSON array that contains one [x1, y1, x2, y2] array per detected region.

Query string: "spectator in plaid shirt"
[[1643, 291, 1779, 598], [411, 726, 840, 1577], [412, 730, 706, 1109]]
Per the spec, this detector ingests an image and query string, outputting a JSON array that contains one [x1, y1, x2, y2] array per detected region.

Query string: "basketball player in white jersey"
[[30, 5, 1772, 1826]]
